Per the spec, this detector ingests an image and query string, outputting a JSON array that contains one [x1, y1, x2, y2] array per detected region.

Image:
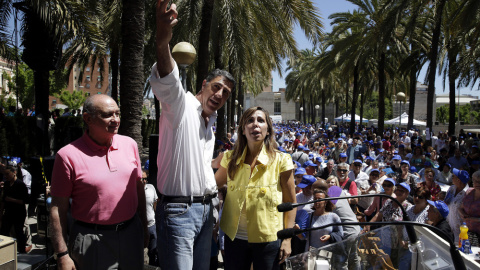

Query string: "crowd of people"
[[265, 121, 480, 269]]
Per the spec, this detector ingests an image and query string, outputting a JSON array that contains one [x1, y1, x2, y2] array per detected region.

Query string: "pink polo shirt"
[[51, 132, 142, 225]]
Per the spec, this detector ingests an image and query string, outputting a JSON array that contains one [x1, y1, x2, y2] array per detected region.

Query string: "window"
[[97, 92, 102, 94], [86, 83, 90, 89], [96, 83, 102, 89], [97, 68, 101, 72], [87, 92, 91, 96], [86, 67, 90, 71], [52, 100, 57, 104], [86, 76, 91, 82], [97, 76, 101, 81], [274, 102, 281, 115], [274, 96, 281, 115]]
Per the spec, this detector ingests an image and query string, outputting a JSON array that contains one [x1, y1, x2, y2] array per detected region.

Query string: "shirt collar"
[[82, 132, 117, 152], [236, 144, 270, 165]]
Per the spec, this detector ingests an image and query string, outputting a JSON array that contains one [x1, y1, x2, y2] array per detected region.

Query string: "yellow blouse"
[[219, 145, 294, 243]]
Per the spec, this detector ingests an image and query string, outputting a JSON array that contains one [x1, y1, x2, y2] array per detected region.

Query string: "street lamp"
[[300, 107, 303, 123], [396, 92, 406, 127], [235, 100, 238, 124], [315, 104, 320, 124], [172, 42, 197, 91]]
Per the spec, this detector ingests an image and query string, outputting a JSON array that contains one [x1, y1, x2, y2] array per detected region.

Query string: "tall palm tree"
[[117, 0, 144, 151], [285, 49, 317, 123], [329, 0, 398, 135], [438, 0, 464, 135], [426, 0, 447, 142]]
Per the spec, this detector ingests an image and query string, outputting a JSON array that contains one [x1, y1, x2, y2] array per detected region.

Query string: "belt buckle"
[[202, 195, 206, 204]]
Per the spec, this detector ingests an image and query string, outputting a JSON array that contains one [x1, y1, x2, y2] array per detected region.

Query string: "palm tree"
[[285, 50, 317, 123], [328, 1, 395, 135], [437, 0, 465, 135], [117, 0, 144, 151], [425, 0, 447, 142]]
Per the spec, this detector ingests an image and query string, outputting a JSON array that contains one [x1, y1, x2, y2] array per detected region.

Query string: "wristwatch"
[[54, 250, 69, 260]]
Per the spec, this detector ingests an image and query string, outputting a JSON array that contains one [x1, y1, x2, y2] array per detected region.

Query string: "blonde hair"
[[326, 175, 339, 186]]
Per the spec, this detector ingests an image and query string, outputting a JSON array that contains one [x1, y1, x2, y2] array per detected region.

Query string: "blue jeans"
[[147, 225, 158, 266], [224, 236, 281, 270], [156, 201, 213, 270]]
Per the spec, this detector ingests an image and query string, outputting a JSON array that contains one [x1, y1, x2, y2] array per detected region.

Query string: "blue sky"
[[271, 0, 480, 98]]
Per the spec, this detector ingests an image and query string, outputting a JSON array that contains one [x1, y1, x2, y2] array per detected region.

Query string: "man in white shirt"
[[399, 132, 411, 149], [151, 3, 235, 269], [142, 170, 158, 266], [348, 159, 369, 190]]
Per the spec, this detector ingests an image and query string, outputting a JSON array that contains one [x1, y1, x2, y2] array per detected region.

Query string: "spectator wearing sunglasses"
[[364, 177, 396, 220], [336, 163, 358, 206]]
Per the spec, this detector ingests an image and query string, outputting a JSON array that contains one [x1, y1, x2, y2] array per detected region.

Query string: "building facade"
[[0, 58, 16, 100], [49, 57, 110, 110], [243, 87, 336, 123]]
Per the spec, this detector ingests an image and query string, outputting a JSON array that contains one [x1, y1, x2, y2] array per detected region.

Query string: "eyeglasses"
[[142, 178, 148, 181], [354, 163, 362, 167], [414, 194, 425, 199], [338, 169, 348, 173]]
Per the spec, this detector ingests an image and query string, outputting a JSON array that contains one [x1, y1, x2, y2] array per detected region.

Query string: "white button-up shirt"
[[150, 63, 217, 196]]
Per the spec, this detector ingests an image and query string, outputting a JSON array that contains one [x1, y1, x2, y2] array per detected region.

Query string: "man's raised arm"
[[156, 0, 178, 77]]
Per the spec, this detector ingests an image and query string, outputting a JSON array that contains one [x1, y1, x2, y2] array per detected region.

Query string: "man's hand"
[[57, 255, 76, 270], [155, 0, 178, 77], [156, 0, 178, 48]]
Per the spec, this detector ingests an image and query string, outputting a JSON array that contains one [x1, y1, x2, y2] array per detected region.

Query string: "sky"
[[271, 0, 480, 98]]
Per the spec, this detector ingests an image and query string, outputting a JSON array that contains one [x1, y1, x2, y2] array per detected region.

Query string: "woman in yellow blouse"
[[214, 107, 296, 270]]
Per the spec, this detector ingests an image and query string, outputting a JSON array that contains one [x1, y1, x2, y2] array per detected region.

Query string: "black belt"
[[76, 216, 135, 231], [160, 193, 217, 204]]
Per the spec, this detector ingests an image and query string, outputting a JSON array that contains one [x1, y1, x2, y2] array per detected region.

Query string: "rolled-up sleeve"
[[149, 62, 186, 127]]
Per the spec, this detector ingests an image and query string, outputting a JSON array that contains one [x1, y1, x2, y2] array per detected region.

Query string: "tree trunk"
[[237, 75, 243, 123], [408, 55, 417, 130], [350, 65, 359, 135], [110, 44, 119, 104], [360, 87, 365, 130], [345, 83, 349, 118], [119, 0, 145, 152], [378, 52, 386, 135], [448, 46, 457, 135], [34, 69, 50, 156], [321, 88, 326, 128], [427, 0, 447, 141], [310, 93, 314, 124], [195, 0, 214, 92], [302, 93, 306, 123], [335, 99, 339, 124]]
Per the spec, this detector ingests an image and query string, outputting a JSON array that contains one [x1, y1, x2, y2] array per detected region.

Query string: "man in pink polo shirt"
[[49, 94, 148, 270]]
